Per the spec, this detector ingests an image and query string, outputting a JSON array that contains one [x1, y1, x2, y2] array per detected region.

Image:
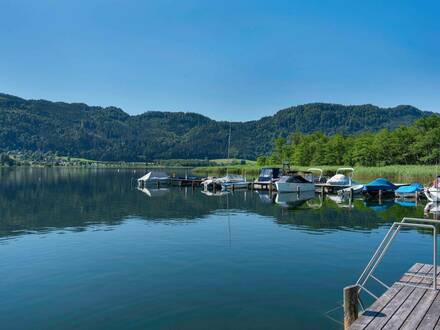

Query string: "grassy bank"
[[192, 165, 440, 183]]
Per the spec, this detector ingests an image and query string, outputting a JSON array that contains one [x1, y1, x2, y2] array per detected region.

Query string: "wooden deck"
[[350, 263, 440, 329]]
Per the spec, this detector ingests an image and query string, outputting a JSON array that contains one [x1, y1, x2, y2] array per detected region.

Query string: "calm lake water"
[[0, 168, 438, 329]]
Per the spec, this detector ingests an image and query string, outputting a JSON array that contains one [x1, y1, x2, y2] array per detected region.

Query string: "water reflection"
[[0, 168, 433, 239]]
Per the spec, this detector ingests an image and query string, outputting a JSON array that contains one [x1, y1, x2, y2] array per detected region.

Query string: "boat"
[[275, 171, 315, 193], [306, 168, 327, 183], [362, 178, 397, 197], [395, 182, 424, 199], [254, 167, 282, 185], [202, 174, 248, 191], [220, 174, 249, 190], [327, 167, 355, 186], [424, 176, 440, 202], [137, 171, 170, 186]]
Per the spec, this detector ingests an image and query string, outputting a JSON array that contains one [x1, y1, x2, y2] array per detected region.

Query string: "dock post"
[[349, 188, 353, 201], [157, 180, 160, 189], [297, 186, 300, 194], [379, 190, 382, 203], [269, 182, 273, 193], [343, 284, 359, 330]]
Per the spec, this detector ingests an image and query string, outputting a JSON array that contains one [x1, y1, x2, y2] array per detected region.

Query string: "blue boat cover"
[[363, 178, 397, 192], [395, 182, 424, 194]]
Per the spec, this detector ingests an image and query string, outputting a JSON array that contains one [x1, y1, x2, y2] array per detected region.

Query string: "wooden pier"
[[348, 263, 440, 329]]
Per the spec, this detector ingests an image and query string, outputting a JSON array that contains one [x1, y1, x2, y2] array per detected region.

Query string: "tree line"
[[257, 115, 440, 166]]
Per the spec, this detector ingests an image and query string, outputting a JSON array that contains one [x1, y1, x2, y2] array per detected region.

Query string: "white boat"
[[137, 171, 170, 186], [275, 172, 315, 193], [327, 167, 355, 186], [306, 168, 326, 183], [202, 174, 248, 191], [424, 176, 440, 202]]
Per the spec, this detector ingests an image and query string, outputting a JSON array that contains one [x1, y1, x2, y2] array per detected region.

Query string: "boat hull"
[[275, 182, 315, 193]]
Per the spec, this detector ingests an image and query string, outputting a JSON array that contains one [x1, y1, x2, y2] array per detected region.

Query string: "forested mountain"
[[0, 93, 433, 161]]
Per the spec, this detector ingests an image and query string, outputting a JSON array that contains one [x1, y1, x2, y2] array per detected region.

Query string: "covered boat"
[[395, 182, 424, 199], [362, 178, 397, 196]]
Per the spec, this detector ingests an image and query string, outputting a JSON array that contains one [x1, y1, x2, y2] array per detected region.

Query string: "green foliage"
[[0, 93, 431, 161], [263, 115, 440, 166]]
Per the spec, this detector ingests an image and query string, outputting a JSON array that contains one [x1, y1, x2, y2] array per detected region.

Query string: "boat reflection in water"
[[137, 187, 170, 198], [424, 202, 440, 218], [275, 191, 316, 209]]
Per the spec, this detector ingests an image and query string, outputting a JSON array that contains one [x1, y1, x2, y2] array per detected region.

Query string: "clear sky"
[[0, 0, 439, 121]]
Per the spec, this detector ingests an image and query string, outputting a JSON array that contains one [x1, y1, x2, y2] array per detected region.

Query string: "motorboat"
[[219, 174, 248, 190], [395, 182, 424, 199], [137, 171, 170, 186], [202, 174, 248, 191], [425, 176, 440, 202], [254, 167, 282, 184], [327, 167, 355, 186], [362, 178, 397, 197], [305, 168, 327, 183], [275, 171, 315, 193]]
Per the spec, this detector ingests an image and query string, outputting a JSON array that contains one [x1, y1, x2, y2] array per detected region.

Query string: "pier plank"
[[349, 263, 423, 330], [382, 265, 433, 329], [364, 264, 431, 329]]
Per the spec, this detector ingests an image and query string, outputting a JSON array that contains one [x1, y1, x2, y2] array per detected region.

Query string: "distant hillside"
[[0, 93, 432, 161]]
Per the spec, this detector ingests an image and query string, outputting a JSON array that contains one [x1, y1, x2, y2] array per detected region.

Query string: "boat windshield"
[[260, 168, 273, 177]]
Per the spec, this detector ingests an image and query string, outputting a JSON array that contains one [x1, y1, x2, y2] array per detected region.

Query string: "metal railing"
[[356, 217, 439, 300]]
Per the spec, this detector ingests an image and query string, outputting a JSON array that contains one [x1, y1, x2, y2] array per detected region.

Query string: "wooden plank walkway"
[[350, 263, 440, 329]]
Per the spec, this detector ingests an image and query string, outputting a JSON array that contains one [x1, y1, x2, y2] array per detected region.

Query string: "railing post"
[[344, 285, 359, 329], [434, 227, 437, 290]]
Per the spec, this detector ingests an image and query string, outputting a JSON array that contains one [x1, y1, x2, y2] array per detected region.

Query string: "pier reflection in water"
[[0, 168, 436, 329]]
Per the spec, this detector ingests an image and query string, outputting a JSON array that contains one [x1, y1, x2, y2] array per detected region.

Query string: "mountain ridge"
[[0, 93, 433, 161]]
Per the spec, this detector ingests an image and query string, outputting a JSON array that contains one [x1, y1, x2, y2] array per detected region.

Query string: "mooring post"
[[349, 188, 353, 201], [343, 284, 359, 330], [297, 186, 300, 194], [157, 180, 160, 189], [378, 189, 382, 203]]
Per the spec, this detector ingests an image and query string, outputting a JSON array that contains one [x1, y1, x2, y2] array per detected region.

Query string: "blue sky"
[[0, 0, 439, 121]]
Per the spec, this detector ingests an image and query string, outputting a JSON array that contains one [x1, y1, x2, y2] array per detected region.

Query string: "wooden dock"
[[350, 263, 440, 329]]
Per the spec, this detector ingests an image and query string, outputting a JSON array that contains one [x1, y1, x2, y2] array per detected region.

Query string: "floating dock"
[[170, 178, 203, 187], [350, 263, 440, 329]]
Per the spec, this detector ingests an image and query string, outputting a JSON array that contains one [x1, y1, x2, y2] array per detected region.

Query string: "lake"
[[0, 168, 438, 329]]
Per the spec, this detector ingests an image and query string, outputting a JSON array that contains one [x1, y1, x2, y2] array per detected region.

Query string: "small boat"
[[362, 178, 397, 197], [275, 171, 315, 193], [327, 167, 355, 186], [137, 171, 170, 186], [395, 182, 424, 199], [202, 174, 248, 191], [221, 174, 249, 190], [424, 176, 440, 202], [254, 167, 282, 184]]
